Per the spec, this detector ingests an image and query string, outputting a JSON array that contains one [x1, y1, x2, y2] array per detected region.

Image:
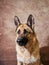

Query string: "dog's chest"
[[16, 45, 37, 64]]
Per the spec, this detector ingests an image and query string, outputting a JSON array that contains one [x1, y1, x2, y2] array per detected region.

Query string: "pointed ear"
[[27, 14, 35, 30], [14, 16, 21, 29]]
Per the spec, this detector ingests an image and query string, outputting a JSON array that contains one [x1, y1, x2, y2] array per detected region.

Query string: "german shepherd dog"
[[14, 14, 42, 65]]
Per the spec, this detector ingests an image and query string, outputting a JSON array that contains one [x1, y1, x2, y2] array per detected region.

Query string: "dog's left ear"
[[27, 14, 35, 30]]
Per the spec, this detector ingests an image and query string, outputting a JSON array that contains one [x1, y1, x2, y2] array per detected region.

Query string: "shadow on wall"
[[40, 36, 49, 65], [40, 46, 49, 65]]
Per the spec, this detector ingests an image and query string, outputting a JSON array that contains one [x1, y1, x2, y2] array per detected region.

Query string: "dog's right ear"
[[14, 16, 21, 29]]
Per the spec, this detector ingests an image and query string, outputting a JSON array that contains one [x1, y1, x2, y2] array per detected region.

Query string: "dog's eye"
[[17, 29, 20, 34], [24, 29, 28, 34]]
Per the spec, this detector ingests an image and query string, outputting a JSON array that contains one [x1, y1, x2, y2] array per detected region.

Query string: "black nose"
[[17, 36, 28, 46]]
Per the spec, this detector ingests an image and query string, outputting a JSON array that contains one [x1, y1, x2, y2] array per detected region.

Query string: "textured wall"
[[0, 0, 49, 65]]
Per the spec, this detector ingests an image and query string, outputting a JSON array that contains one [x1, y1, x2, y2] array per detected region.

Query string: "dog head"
[[14, 14, 35, 46]]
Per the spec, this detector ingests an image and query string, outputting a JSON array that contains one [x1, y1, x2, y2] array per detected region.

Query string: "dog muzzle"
[[17, 36, 28, 46]]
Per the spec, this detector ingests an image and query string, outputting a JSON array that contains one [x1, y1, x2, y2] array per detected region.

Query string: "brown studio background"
[[0, 0, 49, 65]]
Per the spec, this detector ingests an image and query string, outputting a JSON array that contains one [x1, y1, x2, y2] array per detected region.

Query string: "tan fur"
[[16, 24, 42, 65]]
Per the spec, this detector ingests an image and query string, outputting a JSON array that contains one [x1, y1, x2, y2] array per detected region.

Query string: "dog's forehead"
[[17, 24, 32, 32]]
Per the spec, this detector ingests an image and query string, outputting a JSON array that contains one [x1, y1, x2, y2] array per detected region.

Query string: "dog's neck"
[[25, 33, 38, 54]]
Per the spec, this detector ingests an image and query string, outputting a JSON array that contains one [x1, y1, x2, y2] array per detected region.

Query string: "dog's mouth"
[[17, 36, 28, 46]]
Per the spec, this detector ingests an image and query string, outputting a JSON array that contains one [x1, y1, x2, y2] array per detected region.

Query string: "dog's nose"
[[17, 36, 28, 46]]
